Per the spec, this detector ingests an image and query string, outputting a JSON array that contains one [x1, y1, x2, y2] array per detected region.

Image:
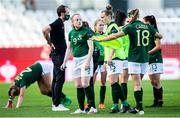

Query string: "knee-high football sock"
[[77, 88, 85, 110], [111, 83, 120, 104], [84, 86, 95, 108], [134, 90, 143, 110], [100, 86, 106, 104], [121, 83, 128, 100]]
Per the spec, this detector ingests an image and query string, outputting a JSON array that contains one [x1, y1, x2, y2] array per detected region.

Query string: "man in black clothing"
[[42, 5, 70, 111]]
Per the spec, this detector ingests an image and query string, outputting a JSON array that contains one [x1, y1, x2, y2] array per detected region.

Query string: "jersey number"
[[136, 30, 150, 46], [19, 67, 32, 77]]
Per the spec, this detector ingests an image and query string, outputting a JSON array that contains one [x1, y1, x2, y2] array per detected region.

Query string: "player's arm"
[[95, 31, 125, 41], [155, 32, 163, 39], [60, 41, 72, 70], [85, 39, 94, 69], [16, 87, 26, 108], [148, 38, 161, 54], [108, 49, 115, 65], [42, 26, 55, 49], [6, 96, 14, 108]]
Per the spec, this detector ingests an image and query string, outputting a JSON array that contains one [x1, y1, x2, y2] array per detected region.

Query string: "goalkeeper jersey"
[[104, 22, 126, 60]]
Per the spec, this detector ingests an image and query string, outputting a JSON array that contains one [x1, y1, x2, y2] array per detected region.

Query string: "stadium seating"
[[0, 1, 180, 48]]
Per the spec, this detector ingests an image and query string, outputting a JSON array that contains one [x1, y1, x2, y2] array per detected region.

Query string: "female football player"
[[115, 10, 130, 100], [93, 19, 107, 109], [143, 15, 164, 107], [61, 14, 97, 114], [6, 60, 71, 109], [100, 5, 130, 113]]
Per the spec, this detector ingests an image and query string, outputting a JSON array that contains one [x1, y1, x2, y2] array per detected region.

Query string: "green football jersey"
[[69, 27, 93, 57], [122, 20, 156, 63], [15, 63, 42, 88], [94, 32, 104, 63], [148, 30, 163, 64], [105, 22, 126, 60]]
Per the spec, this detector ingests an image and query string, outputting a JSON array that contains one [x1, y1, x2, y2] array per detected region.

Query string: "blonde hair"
[[94, 19, 103, 32], [128, 9, 139, 23], [71, 13, 80, 28], [71, 13, 80, 21]]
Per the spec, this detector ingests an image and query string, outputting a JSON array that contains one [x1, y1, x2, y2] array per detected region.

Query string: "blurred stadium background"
[[0, 0, 180, 83]]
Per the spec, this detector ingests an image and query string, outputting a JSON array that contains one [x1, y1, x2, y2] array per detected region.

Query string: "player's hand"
[[50, 44, 55, 50], [47, 41, 55, 50], [107, 58, 112, 66], [60, 63, 66, 71], [91, 36, 102, 42], [84, 62, 90, 70], [6, 100, 13, 108], [107, 61, 112, 66]]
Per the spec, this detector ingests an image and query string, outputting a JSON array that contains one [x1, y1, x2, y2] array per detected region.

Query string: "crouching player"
[[6, 60, 71, 109]]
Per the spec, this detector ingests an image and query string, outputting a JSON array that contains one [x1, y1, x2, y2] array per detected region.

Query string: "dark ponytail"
[[143, 15, 158, 30], [115, 10, 127, 26]]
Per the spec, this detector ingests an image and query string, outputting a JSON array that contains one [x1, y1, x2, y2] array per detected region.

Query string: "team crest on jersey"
[[72, 35, 83, 45]]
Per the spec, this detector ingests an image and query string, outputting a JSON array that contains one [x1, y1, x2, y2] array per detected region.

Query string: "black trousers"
[[50, 50, 65, 106]]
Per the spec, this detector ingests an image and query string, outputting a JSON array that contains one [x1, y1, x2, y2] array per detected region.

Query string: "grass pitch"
[[0, 80, 180, 117]]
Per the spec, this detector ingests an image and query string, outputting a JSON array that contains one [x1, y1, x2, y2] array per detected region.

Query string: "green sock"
[[84, 86, 95, 108], [121, 83, 127, 99], [134, 90, 143, 110], [100, 86, 106, 104], [111, 103, 119, 110], [77, 88, 85, 110], [122, 100, 129, 107], [111, 83, 120, 104]]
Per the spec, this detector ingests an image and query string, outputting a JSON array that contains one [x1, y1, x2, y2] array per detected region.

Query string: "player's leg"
[[119, 69, 129, 100], [93, 72, 98, 83], [99, 64, 107, 109], [89, 76, 95, 109], [89, 59, 98, 108], [119, 69, 129, 110], [149, 74, 163, 107], [93, 64, 100, 84], [148, 63, 163, 107], [37, 73, 52, 97], [71, 77, 86, 114], [128, 74, 145, 115], [109, 73, 120, 113], [38, 73, 72, 106], [81, 60, 97, 114], [132, 74, 143, 111], [81, 76, 97, 114], [71, 59, 86, 114], [108, 60, 129, 113], [128, 62, 147, 115], [119, 60, 129, 100]]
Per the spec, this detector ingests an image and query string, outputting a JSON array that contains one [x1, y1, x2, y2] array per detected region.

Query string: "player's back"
[[15, 63, 43, 88], [123, 20, 156, 63]]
